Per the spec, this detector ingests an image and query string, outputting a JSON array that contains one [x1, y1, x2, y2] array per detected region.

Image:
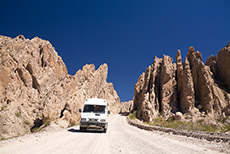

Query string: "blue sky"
[[1, 0, 230, 102]]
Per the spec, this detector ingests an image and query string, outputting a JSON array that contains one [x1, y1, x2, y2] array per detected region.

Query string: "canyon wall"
[[0, 35, 120, 139]]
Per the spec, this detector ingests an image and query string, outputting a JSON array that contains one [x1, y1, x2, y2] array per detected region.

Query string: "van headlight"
[[100, 119, 106, 122], [81, 118, 86, 122]]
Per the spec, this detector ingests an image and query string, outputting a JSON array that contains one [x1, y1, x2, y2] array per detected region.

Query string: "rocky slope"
[[120, 100, 133, 114], [134, 43, 230, 123], [0, 35, 120, 139]]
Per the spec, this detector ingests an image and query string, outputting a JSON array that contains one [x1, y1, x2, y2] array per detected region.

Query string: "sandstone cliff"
[[120, 100, 133, 114], [0, 35, 120, 139], [134, 43, 230, 122]]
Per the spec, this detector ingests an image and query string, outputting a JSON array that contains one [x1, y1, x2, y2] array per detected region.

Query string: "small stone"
[[174, 112, 183, 120]]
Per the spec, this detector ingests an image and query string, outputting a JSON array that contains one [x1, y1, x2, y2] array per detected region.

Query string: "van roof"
[[84, 98, 107, 106]]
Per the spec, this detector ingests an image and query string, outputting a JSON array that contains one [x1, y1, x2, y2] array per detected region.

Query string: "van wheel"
[[103, 128, 107, 133], [80, 127, 85, 132]]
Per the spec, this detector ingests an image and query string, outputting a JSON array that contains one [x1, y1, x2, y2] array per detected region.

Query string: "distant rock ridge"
[[134, 43, 230, 122], [0, 35, 121, 139]]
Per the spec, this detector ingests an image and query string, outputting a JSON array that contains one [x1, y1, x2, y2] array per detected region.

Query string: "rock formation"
[[134, 43, 230, 122], [134, 57, 162, 121], [176, 50, 195, 113], [160, 55, 177, 118], [0, 35, 120, 139], [216, 42, 230, 90], [119, 100, 133, 114], [188, 47, 230, 117]]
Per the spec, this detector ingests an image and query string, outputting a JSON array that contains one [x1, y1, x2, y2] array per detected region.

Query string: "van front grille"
[[89, 118, 98, 122]]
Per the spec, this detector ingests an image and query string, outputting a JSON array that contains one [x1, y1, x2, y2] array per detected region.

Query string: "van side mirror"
[[79, 109, 82, 112], [108, 110, 111, 114]]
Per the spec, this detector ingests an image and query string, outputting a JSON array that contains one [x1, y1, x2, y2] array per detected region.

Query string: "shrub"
[[197, 119, 205, 124], [0, 105, 6, 111], [70, 121, 77, 127], [31, 127, 42, 133], [15, 112, 21, 117], [194, 123, 218, 132], [216, 117, 228, 123], [43, 119, 51, 127], [149, 117, 220, 132], [2, 130, 7, 134], [24, 120, 30, 126], [129, 111, 137, 120], [221, 124, 230, 133], [185, 116, 192, 120], [149, 117, 191, 130], [1, 137, 6, 141]]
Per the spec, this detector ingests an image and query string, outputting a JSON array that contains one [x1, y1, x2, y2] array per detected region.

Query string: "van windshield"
[[83, 105, 106, 114]]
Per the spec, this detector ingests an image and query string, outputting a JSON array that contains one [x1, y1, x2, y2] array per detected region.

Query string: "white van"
[[79, 98, 109, 133]]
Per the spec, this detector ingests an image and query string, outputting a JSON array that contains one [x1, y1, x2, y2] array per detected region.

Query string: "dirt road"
[[0, 114, 229, 154]]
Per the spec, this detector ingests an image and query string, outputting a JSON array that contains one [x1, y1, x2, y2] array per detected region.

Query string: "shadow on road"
[[68, 128, 80, 133], [119, 112, 129, 116], [68, 128, 104, 134]]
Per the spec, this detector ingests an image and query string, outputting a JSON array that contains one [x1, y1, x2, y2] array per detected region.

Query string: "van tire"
[[103, 128, 107, 133], [80, 127, 85, 132]]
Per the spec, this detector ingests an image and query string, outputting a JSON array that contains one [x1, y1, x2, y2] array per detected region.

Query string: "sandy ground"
[[0, 114, 229, 154]]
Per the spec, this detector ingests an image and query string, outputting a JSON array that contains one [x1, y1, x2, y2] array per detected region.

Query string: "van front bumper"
[[80, 121, 108, 129]]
